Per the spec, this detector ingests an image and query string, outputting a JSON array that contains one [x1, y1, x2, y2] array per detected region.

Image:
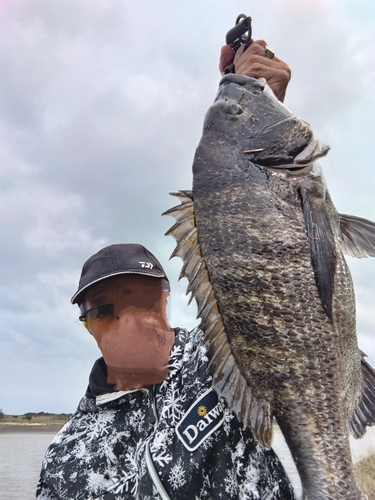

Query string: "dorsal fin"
[[163, 191, 273, 447], [339, 214, 375, 258]]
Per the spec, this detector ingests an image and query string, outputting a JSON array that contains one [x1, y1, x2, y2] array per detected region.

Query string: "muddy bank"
[[0, 423, 63, 434]]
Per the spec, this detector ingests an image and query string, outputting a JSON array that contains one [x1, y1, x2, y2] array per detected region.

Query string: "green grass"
[[0, 411, 71, 426], [355, 454, 375, 500]]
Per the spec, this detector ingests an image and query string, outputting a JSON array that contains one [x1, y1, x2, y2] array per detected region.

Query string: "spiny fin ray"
[[162, 201, 194, 221], [179, 245, 202, 281], [165, 214, 195, 240], [186, 268, 209, 296], [170, 226, 198, 260]]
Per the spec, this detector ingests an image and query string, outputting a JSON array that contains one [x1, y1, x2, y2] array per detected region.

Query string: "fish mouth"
[[293, 136, 330, 164], [244, 135, 330, 172], [268, 164, 314, 176]]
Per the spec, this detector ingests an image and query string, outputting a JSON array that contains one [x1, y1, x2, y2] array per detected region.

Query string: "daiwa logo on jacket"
[[176, 388, 224, 451]]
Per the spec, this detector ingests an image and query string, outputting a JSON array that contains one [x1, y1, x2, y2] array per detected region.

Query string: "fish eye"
[[225, 102, 243, 115]]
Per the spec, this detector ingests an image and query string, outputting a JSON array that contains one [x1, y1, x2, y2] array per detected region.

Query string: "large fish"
[[163, 73, 375, 499]]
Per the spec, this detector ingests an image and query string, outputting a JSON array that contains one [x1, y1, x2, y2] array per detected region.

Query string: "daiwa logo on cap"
[[139, 261, 154, 269], [176, 388, 224, 451]]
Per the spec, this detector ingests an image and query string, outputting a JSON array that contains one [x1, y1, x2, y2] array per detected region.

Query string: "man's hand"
[[219, 40, 291, 103]]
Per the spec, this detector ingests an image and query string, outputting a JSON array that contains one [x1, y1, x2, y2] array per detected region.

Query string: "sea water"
[[0, 433, 54, 500]]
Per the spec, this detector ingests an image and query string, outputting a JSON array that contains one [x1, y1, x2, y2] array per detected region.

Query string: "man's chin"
[[106, 365, 169, 391]]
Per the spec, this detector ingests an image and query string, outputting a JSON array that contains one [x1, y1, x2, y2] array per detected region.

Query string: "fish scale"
[[164, 73, 375, 499]]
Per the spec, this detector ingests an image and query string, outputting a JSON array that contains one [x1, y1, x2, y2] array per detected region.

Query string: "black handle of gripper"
[[226, 15, 252, 49], [224, 14, 253, 74]]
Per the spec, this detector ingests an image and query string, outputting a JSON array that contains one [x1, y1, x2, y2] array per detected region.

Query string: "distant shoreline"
[[0, 423, 63, 434]]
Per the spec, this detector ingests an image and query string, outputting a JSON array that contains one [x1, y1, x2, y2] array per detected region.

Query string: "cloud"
[[0, 0, 374, 415]]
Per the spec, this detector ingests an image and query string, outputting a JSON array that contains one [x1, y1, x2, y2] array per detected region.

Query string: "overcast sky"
[[1, 0, 374, 416]]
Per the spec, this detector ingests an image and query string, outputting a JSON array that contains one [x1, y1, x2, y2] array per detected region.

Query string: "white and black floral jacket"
[[36, 328, 296, 500]]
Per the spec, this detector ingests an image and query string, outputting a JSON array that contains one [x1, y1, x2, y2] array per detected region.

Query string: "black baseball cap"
[[71, 243, 170, 304]]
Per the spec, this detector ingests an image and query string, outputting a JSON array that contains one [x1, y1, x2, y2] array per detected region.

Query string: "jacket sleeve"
[[35, 477, 59, 499]]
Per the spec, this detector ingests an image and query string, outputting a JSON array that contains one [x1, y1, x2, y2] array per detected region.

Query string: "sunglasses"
[[79, 304, 118, 324]]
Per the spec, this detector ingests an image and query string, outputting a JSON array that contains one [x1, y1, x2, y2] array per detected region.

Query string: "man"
[[37, 43, 295, 500]]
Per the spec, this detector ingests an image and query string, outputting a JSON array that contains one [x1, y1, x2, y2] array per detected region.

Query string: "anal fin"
[[349, 352, 375, 438]]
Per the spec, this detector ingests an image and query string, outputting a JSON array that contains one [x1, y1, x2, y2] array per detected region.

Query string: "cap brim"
[[71, 270, 167, 304]]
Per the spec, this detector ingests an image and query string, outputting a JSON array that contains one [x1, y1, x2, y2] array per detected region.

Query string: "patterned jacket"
[[36, 327, 296, 499]]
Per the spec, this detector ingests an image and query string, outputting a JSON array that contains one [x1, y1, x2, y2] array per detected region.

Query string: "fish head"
[[202, 74, 329, 169]]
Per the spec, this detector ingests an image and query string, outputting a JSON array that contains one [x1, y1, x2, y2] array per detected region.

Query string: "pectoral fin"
[[298, 188, 336, 321], [349, 352, 375, 438], [339, 214, 375, 258]]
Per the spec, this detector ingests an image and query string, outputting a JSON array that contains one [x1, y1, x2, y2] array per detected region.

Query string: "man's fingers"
[[235, 54, 286, 76], [233, 40, 267, 65], [219, 45, 234, 74], [220, 40, 269, 74], [219, 39, 291, 102]]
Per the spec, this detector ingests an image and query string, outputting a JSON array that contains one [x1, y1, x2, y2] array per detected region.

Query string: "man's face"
[[82, 274, 165, 327], [80, 274, 174, 390]]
